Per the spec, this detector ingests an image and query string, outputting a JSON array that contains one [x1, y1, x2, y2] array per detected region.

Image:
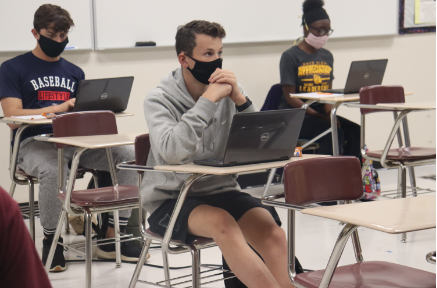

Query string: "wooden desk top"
[[290, 91, 413, 103], [0, 111, 133, 125], [302, 195, 436, 234], [34, 133, 140, 149], [376, 101, 436, 110], [154, 154, 327, 175]]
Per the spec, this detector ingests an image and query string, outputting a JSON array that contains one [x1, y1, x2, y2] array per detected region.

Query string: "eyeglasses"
[[309, 26, 334, 36]]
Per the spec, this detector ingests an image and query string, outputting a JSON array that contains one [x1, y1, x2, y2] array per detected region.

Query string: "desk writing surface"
[[290, 92, 413, 103], [302, 195, 436, 234], [154, 154, 327, 175], [376, 101, 436, 110], [35, 133, 140, 149], [1, 112, 134, 125], [291, 93, 361, 102]]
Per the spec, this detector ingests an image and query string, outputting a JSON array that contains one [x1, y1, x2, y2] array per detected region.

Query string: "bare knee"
[[260, 225, 287, 251], [209, 209, 239, 240]]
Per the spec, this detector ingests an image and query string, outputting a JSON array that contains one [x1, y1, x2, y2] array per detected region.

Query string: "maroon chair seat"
[[295, 261, 436, 288], [145, 228, 214, 246], [367, 147, 436, 162], [58, 185, 138, 207]]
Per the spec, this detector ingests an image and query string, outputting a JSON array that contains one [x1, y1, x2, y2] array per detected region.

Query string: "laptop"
[[72, 76, 134, 112], [323, 59, 388, 94], [194, 109, 305, 167]]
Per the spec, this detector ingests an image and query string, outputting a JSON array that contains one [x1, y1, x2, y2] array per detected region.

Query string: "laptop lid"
[[222, 109, 305, 165], [73, 76, 134, 113], [343, 59, 388, 94]]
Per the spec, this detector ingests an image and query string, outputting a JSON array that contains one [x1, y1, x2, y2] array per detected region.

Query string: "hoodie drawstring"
[[202, 114, 216, 153], [212, 115, 215, 152]]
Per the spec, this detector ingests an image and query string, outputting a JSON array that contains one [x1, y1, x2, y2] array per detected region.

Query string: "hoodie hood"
[[157, 68, 196, 109]]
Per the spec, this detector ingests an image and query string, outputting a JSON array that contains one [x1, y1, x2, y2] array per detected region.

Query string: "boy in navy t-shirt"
[[0, 4, 142, 272]]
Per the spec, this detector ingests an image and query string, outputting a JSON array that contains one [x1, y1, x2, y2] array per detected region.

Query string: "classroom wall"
[[0, 32, 435, 202]]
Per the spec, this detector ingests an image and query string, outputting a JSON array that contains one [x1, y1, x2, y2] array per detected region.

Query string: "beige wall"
[[0, 32, 435, 202]]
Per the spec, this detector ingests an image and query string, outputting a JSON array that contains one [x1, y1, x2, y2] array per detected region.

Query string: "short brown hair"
[[33, 4, 74, 33], [175, 20, 226, 56]]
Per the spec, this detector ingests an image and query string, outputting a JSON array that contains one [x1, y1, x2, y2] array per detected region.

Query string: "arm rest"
[[116, 161, 155, 172]]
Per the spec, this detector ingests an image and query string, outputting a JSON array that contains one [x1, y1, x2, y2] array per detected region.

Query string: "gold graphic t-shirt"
[[279, 46, 334, 112], [297, 61, 332, 92]]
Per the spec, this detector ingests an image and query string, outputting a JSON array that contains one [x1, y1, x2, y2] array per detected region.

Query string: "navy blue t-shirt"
[[0, 51, 84, 143]]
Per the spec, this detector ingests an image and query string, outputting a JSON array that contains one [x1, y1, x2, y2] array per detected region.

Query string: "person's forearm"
[[4, 106, 57, 117], [3, 106, 58, 129]]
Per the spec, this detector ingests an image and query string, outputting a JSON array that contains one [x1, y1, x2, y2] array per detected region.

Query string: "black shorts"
[[148, 191, 282, 244]]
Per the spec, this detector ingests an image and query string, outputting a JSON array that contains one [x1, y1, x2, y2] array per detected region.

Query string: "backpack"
[[362, 146, 381, 200]]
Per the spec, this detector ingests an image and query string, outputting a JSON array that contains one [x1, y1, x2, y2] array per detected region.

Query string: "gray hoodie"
[[141, 68, 257, 214]]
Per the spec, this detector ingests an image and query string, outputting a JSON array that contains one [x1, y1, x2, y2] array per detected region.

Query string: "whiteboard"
[[0, 0, 93, 52], [94, 0, 398, 50]]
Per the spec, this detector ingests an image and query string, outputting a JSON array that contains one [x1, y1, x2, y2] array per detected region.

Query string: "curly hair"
[[33, 4, 74, 33]]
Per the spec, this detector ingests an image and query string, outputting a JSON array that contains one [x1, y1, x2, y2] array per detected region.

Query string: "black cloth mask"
[[38, 35, 68, 58], [185, 54, 223, 85]]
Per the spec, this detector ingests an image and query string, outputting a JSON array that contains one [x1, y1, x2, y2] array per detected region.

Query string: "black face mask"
[[38, 35, 68, 58], [185, 54, 223, 85]]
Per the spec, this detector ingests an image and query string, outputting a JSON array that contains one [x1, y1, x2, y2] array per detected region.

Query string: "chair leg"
[[408, 166, 418, 197], [27, 179, 35, 243], [162, 250, 171, 286], [45, 208, 67, 273], [198, 249, 202, 277], [8, 181, 16, 197], [319, 223, 359, 288], [190, 245, 200, 288], [401, 166, 407, 243], [85, 211, 93, 288], [113, 210, 122, 268], [397, 168, 403, 199], [65, 212, 70, 234], [27, 177, 35, 243], [128, 238, 152, 288]]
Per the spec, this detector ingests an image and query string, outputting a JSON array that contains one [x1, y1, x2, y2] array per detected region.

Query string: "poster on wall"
[[399, 0, 436, 34], [415, 0, 436, 24]]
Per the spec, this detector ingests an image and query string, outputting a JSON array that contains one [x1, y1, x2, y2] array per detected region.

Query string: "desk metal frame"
[[33, 134, 140, 288], [261, 187, 363, 288], [0, 113, 132, 242], [347, 103, 436, 242], [118, 161, 232, 288]]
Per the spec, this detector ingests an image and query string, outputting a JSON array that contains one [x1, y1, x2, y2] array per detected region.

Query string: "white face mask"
[[305, 32, 328, 49]]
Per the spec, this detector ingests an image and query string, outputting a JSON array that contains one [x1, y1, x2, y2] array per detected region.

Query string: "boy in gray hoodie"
[[143, 21, 295, 288]]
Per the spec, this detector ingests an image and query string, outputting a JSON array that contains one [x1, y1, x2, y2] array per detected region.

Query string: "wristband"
[[236, 97, 252, 112]]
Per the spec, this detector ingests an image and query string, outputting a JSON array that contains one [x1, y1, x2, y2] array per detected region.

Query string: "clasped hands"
[[202, 68, 246, 106]]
